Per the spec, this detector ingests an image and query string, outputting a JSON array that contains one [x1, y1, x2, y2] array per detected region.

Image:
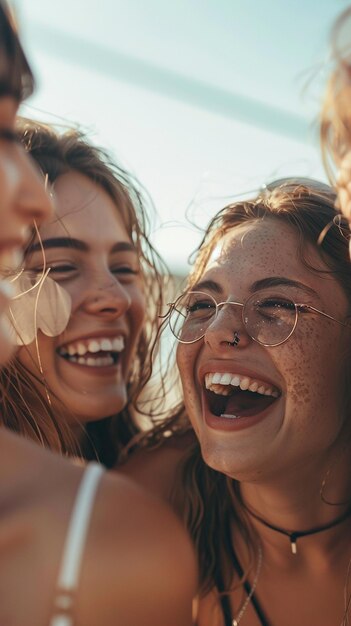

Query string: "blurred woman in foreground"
[[0, 3, 197, 625]]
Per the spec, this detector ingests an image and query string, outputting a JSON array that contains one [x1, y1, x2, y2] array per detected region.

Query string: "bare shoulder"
[[118, 430, 196, 502], [77, 470, 198, 626], [0, 432, 196, 626]]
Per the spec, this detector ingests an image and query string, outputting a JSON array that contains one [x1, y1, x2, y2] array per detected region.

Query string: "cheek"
[[176, 344, 192, 386], [279, 321, 344, 424], [0, 329, 14, 365], [129, 287, 146, 331], [176, 344, 200, 426], [17, 333, 55, 377], [0, 154, 18, 211], [61, 277, 85, 310]]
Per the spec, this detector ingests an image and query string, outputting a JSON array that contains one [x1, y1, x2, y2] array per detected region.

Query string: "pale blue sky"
[[15, 0, 348, 273]]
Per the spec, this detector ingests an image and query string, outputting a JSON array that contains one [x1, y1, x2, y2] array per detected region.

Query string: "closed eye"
[[187, 300, 215, 313], [112, 266, 139, 274], [254, 297, 296, 322], [111, 266, 139, 281], [258, 298, 295, 309], [30, 264, 77, 277], [49, 264, 76, 273], [111, 266, 140, 283]]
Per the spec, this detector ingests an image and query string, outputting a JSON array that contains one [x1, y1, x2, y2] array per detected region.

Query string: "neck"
[[238, 454, 351, 561]]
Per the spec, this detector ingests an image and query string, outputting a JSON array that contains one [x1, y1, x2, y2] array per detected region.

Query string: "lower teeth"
[[66, 355, 115, 367], [220, 414, 242, 419]]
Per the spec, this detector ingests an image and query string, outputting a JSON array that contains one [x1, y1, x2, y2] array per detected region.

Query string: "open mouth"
[[204, 372, 280, 419], [57, 336, 124, 368]]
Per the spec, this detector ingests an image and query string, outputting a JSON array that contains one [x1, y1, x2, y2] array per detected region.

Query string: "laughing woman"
[[155, 178, 351, 626], [2, 119, 166, 463]]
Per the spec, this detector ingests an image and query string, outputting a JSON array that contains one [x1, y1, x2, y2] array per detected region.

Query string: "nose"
[[14, 147, 53, 227], [204, 301, 250, 350], [83, 275, 132, 320]]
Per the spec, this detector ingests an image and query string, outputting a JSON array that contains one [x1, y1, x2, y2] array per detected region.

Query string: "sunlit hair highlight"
[[189, 178, 351, 299], [320, 7, 351, 180]]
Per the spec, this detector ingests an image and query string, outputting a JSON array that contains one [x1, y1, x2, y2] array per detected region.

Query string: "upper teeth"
[[59, 336, 124, 357], [204, 372, 279, 398]]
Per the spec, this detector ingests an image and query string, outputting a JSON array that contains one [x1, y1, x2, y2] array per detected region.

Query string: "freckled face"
[[17, 171, 146, 425], [177, 219, 351, 481]]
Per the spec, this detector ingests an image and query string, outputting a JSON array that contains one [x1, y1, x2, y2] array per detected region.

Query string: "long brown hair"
[[162, 178, 351, 594], [1, 119, 169, 463]]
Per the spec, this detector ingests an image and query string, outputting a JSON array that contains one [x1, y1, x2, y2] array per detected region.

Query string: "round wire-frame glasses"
[[166, 290, 350, 347]]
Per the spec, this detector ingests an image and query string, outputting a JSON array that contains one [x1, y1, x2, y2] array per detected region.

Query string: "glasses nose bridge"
[[216, 299, 244, 323]]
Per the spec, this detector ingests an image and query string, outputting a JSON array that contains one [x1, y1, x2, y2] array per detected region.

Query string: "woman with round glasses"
[[124, 177, 351, 625]]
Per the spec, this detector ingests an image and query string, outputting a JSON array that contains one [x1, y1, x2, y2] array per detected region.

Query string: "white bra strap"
[[50, 463, 104, 626]]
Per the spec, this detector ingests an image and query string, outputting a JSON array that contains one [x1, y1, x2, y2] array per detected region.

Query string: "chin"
[[75, 402, 126, 423], [61, 387, 128, 424], [25, 371, 127, 427], [198, 434, 270, 482]]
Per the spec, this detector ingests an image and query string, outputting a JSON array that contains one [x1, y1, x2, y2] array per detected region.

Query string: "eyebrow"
[[27, 237, 137, 255], [250, 276, 318, 297], [191, 279, 223, 294], [192, 276, 318, 298]]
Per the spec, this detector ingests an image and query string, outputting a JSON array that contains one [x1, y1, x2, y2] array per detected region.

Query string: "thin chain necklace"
[[244, 505, 351, 554], [232, 544, 263, 626]]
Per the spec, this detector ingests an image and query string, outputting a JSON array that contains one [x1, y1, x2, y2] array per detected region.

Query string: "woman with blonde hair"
[[0, 3, 197, 625]]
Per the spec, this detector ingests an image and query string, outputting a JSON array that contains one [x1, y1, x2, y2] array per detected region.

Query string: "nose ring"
[[227, 331, 240, 347]]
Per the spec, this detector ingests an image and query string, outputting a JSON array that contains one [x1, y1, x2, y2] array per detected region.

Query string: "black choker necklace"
[[244, 505, 351, 554]]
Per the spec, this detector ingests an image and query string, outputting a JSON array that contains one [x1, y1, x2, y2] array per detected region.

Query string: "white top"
[[50, 463, 104, 626]]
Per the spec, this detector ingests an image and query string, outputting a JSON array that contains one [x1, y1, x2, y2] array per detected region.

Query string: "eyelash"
[[49, 265, 75, 273], [112, 266, 138, 275], [31, 264, 139, 277]]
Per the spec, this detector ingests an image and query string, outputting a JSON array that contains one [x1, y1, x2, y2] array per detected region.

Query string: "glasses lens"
[[169, 291, 217, 343], [244, 293, 297, 346]]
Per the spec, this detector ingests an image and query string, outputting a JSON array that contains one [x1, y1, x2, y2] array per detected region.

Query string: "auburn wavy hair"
[[149, 178, 351, 598]]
